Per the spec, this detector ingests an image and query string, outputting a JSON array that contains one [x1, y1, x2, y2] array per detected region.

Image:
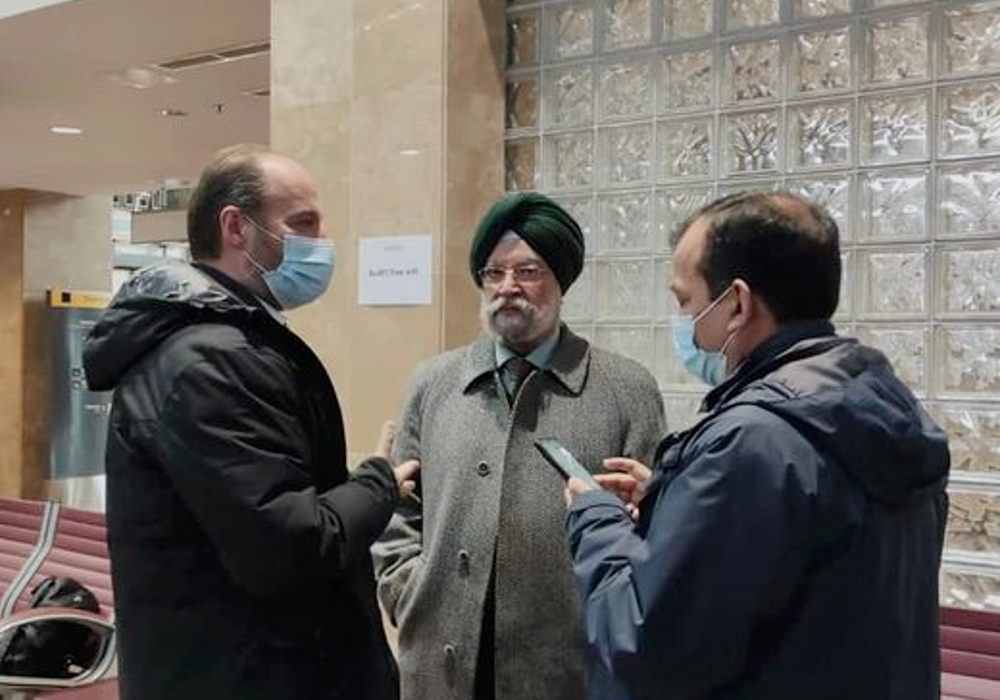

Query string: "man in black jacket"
[[565, 191, 950, 700], [83, 144, 416, 700]]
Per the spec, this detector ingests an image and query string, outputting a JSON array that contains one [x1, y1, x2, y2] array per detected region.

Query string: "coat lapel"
[[546, 326, 589, 396]]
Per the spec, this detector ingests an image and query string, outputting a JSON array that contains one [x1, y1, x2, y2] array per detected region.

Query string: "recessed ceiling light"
[[157, 108, 188, 117], [155, 41, 270, 72], [50, 126, 82, 135], [102, 66, 177, 90], [399, 148, 423, 156]]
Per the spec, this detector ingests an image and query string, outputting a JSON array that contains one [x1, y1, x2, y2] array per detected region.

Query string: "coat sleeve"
[[611, 359, 666, 465], [147, 343, 398, 601], [566, 406, 830, 700], [371, 364, 429, 626]]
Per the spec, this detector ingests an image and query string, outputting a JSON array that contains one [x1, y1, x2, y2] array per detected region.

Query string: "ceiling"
[[0, 0, 269, 196]]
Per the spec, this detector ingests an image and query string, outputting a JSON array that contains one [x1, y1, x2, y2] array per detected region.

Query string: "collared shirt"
[[494, 330, 559, 397]]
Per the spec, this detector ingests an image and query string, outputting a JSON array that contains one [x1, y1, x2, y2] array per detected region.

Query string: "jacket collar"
[[460, 324, 590, 396], [703, 319, 838, 411], [193, 263, 287, 326]]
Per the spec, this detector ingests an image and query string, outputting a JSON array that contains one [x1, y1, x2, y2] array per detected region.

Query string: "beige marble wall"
[[0, 191, 27, 497], [443, 0, 506, 348], [23, 194, 112, 295], [271, 0, 505, 462]]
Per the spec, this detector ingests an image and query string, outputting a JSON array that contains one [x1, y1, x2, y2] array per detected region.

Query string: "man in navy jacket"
[[566, 191, 950, 700]]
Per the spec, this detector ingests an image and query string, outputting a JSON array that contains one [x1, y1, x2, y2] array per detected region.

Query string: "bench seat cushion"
[[943, 671, 1000, 700]]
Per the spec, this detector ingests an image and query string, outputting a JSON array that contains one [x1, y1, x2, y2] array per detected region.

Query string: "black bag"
[[0, 576, 103, 678]]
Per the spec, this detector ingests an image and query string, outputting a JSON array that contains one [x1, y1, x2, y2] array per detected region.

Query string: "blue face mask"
[[671, 286, 737, 387], [245, 219, 335, 310]]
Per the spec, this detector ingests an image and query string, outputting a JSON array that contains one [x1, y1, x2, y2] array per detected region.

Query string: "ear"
[[218, 205, 248, 251], [727, 278, 753, 333]]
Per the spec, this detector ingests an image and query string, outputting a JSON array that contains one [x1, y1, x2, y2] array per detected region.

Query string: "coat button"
[[443, 643, 458, 686], [458, 549, 470, 577], [476, 461, 490, 476]]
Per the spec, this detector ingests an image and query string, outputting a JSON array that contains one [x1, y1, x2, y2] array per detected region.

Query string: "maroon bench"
[[41, 678, 119, 700], [0, 497, 117, 698], [942, 605, 1000, 699]]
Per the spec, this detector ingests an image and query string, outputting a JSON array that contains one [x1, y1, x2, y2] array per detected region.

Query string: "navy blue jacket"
[[567, 321, 950, 700]]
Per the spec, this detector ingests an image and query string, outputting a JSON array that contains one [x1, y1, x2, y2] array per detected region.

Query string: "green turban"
[[469, 192, 585, 293]]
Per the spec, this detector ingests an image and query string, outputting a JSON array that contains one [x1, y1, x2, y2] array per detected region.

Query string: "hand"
[[595, 457, 651, 521], [374, 421, 397, 461], [393, 459, 420, 501], [563, 476, 597, 507], [375, 421, 420, 501]]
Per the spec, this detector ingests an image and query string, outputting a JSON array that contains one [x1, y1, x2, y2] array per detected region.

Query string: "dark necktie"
[[503, 356, 534, 407]]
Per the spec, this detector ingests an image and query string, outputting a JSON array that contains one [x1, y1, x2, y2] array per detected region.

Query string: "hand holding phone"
[[534, 438, 600, 490]]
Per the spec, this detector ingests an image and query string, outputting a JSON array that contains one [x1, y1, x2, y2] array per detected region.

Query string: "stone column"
[[0, 191, 27, 497], [271, 0, 506, 461]]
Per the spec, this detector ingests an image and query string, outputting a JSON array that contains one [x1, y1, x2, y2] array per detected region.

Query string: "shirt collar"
[[461, 325, 590, 396], [494, 328, 560, 370]]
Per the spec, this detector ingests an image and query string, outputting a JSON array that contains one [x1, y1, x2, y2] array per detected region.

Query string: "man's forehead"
[[676, 215, 710, 254], [259, 157, 319, 210], [486, 231, 544, 262], [671, 217, 710, 289], [261, 153, 315, 188]]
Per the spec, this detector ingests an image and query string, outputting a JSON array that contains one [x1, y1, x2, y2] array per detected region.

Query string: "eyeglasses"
[[478, 265, 547, 286]]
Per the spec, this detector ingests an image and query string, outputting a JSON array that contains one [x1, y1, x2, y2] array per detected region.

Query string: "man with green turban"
[[468, 191, 586, 294], [374, 191, 665, 700]]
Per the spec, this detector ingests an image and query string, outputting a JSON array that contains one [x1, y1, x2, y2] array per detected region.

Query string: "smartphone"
[[534, 438, 601, 490]]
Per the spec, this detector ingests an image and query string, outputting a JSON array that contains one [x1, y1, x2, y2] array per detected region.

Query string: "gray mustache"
[[486, 296, 533, 316]]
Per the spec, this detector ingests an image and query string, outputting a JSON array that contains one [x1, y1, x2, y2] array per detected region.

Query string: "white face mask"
[[244, 217, 335, 310]]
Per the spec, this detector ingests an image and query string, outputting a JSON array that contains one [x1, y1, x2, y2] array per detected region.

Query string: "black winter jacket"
[[83, 262, 399, 700], [567, 321, 950, 700]]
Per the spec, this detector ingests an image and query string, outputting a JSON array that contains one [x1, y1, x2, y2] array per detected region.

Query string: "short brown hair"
[[186, 144, 269, 260]]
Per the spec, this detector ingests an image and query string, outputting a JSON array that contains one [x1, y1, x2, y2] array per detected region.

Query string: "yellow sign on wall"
[[47, 289, 110, 309]]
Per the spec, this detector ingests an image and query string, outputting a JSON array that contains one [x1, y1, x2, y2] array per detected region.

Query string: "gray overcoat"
[[373, 326, 665, 700]]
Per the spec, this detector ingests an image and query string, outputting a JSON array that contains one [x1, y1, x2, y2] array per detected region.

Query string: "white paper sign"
[[358, 235, 433, 306]]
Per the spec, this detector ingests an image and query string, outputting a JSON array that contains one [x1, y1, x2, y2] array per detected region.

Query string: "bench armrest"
[[0, 606, 116, 690]]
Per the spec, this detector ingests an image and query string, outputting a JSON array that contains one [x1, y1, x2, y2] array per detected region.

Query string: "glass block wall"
[[504, 0, 1000, 609]]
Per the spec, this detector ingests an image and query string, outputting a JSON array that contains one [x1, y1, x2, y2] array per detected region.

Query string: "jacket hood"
[[719, 332, 950, 505], [83, 262, 264, 391]]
